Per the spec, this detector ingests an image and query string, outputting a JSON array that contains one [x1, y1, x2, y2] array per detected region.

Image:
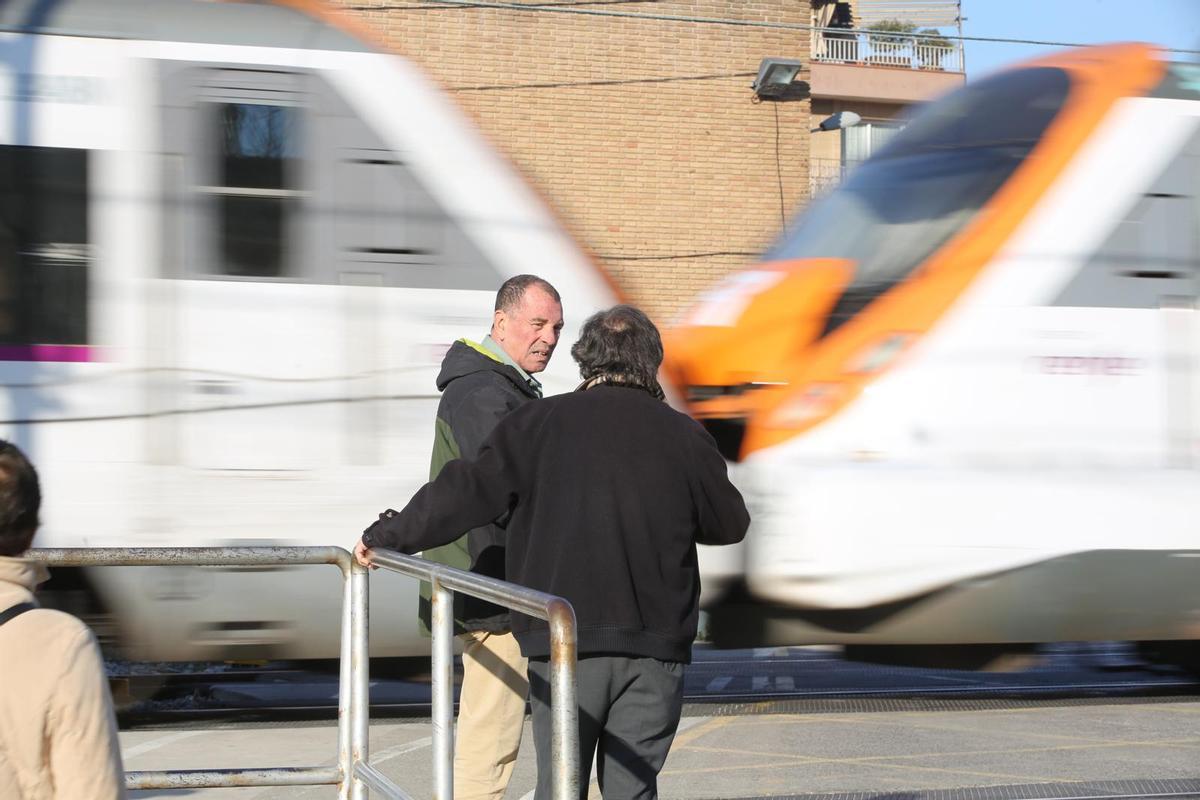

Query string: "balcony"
[[812, 27, 963, 73], [809, 157, 862, 197]]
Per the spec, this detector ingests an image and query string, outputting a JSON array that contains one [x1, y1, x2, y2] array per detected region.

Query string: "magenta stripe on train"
[[0, 345, 96, 362]]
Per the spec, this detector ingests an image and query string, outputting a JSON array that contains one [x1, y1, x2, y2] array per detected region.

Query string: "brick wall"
[[335, 1, 814, 322]]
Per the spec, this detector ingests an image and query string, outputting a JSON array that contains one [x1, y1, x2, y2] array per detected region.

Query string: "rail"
[[30, 546, 580, 800]]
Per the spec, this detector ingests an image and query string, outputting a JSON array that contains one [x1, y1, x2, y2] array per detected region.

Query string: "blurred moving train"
[[672, 44, 1200, 670], [0, 0, 615, 660]]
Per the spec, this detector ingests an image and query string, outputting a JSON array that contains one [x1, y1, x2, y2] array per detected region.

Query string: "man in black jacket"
[[413, 274, 563, 800], [356, 305, 749, 800]]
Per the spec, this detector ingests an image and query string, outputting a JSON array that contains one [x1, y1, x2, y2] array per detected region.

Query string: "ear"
[[493, 309, 507, 339]]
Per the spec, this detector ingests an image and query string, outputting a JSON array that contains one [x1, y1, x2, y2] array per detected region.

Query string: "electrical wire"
[[343, 0, 1200, 54], [451, 71, 755, 92], [599, 251, 758, 261], [773, 102, 786, 233]]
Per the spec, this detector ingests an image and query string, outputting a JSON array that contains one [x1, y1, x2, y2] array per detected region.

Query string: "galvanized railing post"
[[430, 576, 455, 800], [350, 560, 370, 800], [548, 599, 579, 800], [338, 558, 355, 800]]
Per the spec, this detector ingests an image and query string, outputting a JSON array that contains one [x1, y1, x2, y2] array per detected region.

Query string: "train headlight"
[[848, 333, 914, 374], [750, 332, 913, 442]]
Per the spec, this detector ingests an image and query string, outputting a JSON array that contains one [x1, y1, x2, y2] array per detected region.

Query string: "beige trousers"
[[455, 630, 529, 800]]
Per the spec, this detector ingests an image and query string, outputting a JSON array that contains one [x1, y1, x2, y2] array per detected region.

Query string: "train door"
[[156, 61, 505, 486], [159, 65, 338, 478], [1049, 125, 1200, 469]]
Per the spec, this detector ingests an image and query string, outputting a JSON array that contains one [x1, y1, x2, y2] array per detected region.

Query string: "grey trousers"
[[527, 654, 684, 800]]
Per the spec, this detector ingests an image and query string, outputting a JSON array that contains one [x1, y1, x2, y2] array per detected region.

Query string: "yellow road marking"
[[672, 716, 737, 748], [662, 754, 1044, 783], [584, 716, 736, 799], [663, 713, 1200, 784]]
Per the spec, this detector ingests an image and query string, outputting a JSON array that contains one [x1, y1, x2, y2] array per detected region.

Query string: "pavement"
[[123, 693, 1200, 799]]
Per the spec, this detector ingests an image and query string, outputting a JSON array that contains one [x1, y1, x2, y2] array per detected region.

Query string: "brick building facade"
[[336, 1, 815, 321]]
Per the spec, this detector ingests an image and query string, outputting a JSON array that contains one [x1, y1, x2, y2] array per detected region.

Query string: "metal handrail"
[[30, 546, 377, 800], [29, 545, 581, 800], [366, 547, 580, 800]]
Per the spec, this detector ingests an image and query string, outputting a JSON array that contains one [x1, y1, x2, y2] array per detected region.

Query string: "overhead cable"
[[346, 1, 1200, 55]]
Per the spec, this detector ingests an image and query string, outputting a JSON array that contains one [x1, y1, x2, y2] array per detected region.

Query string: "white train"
[[671, 44, 1200, 669], [1, 0, 616, 660]]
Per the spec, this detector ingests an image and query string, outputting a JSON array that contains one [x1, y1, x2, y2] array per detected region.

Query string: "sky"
[[960, 0, 1200, 80]]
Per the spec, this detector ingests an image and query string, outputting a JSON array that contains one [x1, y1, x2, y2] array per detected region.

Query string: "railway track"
[[114, 645, 1200, 728]]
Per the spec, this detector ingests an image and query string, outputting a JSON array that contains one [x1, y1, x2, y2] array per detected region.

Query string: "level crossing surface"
[[122, 697, 1200, 800], [121, 646, 1200, 800]]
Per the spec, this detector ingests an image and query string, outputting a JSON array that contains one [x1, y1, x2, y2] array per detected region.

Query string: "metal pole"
[[547, 598, 579, 800], [430, 577, 455, 800], [337, 561, 354, 800], [350, 561, 370, 800], [957, 2, 967, 76], [126, 766, 340, 790]]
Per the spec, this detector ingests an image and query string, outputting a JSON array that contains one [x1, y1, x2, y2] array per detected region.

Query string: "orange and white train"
[[669, 44, 1200, 668]]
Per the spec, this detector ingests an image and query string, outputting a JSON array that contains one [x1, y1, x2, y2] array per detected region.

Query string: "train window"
[[0, 146, 89, 345], [160, 63, 507, 289], [766, 68, 1070, 336], [1054, 128, 1200, 308], [211, 103, 301, 278], [876, 68, 1070, 159]]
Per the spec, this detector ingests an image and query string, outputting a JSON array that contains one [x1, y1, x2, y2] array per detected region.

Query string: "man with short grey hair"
[[356, 304, 749, 800], [357, 274, 562, 800]]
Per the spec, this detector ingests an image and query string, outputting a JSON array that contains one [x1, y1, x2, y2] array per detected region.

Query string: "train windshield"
[[766, 67, 1071, 333]]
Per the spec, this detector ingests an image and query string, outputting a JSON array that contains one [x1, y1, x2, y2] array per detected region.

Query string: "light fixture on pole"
[[751, 57, 807, 100], [813, 110, 862, 133]]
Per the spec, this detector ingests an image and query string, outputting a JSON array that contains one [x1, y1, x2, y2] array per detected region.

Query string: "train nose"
[[665, 258, 854, 460], [666, 258, 852, 386]]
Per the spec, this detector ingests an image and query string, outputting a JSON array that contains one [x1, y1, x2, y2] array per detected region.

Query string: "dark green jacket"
[[419, 339, 540, 633]]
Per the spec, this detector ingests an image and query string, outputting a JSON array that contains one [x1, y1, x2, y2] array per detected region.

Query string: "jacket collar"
[[575, 373, 665, 400], [0, 556, 47, 608], [480, 336, 543, 398]]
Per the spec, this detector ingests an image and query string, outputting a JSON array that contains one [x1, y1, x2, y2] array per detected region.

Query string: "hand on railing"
[[353, 537, 377, 570], [356, 508, 403, 569]]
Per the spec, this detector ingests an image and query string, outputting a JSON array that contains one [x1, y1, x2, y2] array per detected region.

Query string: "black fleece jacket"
[[362, 384, 750, 663]]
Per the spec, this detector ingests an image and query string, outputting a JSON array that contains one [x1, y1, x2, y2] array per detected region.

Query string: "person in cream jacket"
[[0, 439, 125, 800]]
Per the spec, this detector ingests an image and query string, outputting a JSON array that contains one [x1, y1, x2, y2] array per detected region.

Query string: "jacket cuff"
[[363, 509, 400, 550]]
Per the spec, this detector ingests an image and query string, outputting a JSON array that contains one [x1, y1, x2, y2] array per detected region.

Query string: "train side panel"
[[1, 18, 615, 659]]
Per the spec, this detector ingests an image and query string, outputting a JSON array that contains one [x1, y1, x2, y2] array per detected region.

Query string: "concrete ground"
[[124, 695, 1200, 799]]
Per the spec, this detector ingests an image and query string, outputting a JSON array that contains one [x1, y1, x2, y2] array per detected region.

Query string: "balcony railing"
[[809, 157, 863, 196], [812, 27, 963, 73]]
